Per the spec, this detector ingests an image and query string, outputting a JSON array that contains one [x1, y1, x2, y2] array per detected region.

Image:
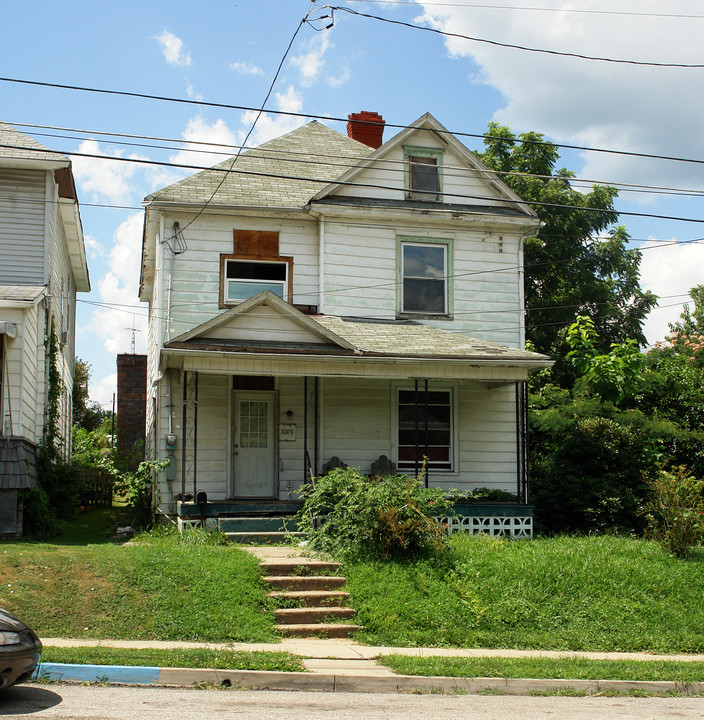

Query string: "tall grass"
[[344, 534, 704, 652], [0, 528, 277, 643]]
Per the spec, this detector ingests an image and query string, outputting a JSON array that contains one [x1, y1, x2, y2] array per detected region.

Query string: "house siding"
[[0, 169, 46, 285]]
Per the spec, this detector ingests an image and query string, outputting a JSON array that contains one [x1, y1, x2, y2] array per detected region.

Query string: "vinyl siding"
[[0, 169, 47, 284]]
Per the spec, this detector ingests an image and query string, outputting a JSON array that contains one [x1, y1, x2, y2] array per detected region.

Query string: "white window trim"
[[224, 259, 289, 304], [390, 381, 459, 475]]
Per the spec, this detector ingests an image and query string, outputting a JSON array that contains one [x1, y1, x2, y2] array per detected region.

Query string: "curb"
[[33, 663, 704, 696]]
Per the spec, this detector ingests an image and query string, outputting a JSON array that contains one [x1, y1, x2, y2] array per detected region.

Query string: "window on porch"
[[397, 388, 453, 471]]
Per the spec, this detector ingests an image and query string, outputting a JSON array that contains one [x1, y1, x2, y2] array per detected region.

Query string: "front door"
[[232, 392, 276, 497]]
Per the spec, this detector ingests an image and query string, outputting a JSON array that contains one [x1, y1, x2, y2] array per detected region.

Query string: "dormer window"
[[404, 146, 443, 201]]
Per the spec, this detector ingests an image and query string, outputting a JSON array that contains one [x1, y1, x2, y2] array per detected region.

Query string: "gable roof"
[[145, 121, 373, 208], [0, 122, 71, 169], [311, 112, 537, 219], [165, 291, 550, 369]]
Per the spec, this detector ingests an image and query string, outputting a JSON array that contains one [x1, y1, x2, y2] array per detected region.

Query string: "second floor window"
[[401, 242, 448, 315], [224, 259, 288, 303]]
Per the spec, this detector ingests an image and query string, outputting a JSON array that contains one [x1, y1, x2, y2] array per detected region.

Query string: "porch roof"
[[162, 295, 551, 381]]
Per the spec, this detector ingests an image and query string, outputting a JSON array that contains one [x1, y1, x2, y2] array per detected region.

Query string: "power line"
[[10, 122, 704, 201], [4, 77, 704, 167], [326, 5, 704, 68], [4, 139, 704, 225], [342, 0, 704, 21]]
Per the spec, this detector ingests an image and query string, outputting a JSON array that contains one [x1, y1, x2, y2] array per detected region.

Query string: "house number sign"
[[279, 424, 296, 442]]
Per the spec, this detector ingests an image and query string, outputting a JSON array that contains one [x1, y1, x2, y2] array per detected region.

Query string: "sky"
[[1, 0, 703, 408]]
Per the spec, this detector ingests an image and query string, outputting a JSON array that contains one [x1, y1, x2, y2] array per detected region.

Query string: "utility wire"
[[326, 4, 704, 68], [10, 122, 704, 200], [4, 77, 704, 167], [3, 139, 704, 225], [342, 0, 704, 21]]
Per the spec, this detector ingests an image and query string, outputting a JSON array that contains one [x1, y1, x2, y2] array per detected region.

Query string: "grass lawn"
[[41, 646, 306, 672], [0, 510, 278, 643], [380, 655, 704, 682], [343, 534, 704, 653], [4, 512, 704, 654]]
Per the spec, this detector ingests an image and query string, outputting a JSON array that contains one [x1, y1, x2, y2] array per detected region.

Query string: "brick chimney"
[[347, 111, 385, 149]]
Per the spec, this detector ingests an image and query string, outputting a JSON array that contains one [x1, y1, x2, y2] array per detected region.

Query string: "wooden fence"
[[75, 467, 114, 508]]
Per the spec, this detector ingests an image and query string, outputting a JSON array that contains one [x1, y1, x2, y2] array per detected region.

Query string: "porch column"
[[515, 381, 529, 503]]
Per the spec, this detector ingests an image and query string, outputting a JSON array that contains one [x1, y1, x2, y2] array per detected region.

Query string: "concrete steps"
[[259, 556, 360, 638]]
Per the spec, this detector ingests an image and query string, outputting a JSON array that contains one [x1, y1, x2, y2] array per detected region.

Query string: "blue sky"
[[2, 0, 703, 406]]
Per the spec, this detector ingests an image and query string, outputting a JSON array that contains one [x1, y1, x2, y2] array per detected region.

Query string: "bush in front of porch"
[[297, 467, 453, 560]]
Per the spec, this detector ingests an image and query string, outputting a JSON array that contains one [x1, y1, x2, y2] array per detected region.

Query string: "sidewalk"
[[36, 637, 704, 696]]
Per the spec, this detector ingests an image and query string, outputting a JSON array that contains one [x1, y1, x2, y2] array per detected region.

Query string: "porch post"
[[303, 376, 308, 483], [181, 370, 187, 499], [515, 381, 529, 503], [193, 371, 198, 500], [424, 379, 429, 488], [414, 379, 419, 479], [314, 377, 319, 478]]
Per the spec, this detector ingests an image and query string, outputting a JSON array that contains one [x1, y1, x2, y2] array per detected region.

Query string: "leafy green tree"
[[73, 358, 109, 431], [478, 124, 656, 372], [566, 315, 644, 407]]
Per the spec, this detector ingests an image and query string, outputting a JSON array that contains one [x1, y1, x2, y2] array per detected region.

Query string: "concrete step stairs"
[[225, 531, 304, 544], [260, 558, 360, 638]]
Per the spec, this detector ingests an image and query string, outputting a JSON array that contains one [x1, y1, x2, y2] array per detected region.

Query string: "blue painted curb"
[[34, 662, 160, 685]]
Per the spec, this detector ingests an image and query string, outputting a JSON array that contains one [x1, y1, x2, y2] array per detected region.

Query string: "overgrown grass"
[[0, 521, 278, 643], [380, 655, 704, 682], [344, 534, 704, 652], [41, 646, 306, 672]]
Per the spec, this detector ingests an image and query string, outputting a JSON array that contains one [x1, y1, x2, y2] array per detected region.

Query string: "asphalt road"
[[2, 685, 704, 720]]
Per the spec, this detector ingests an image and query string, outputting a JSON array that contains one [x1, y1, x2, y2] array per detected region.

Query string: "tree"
[[73, 358, 108, 431], [478, 124, 657, 375]]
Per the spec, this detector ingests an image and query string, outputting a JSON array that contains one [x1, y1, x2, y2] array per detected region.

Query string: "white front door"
[[232, 392, 276, 497]]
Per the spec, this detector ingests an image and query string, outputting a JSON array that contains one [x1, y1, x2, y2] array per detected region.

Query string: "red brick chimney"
[[347, 111, 385, 149]]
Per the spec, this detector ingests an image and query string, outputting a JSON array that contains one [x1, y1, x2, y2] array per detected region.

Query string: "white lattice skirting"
[[435, 515, 533, 538]]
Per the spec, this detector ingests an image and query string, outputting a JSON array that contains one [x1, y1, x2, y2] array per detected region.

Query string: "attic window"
[[224, 259, 289, 303], [405, 146, 443, 201]]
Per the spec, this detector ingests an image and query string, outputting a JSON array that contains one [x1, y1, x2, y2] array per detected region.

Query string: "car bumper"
[[0, 644, 43, 689]]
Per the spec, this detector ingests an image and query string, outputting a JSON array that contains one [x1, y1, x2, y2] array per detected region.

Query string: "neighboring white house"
[[139, 111, 551, 528], [0, 122, 90, 536]]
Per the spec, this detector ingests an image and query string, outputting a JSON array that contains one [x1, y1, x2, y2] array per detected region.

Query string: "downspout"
[[318, 216, 325, 313]]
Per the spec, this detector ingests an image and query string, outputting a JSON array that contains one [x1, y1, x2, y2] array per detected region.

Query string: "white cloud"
[[89, 372, 117, 410], [638, 239, 704, 344], [169, 116, 240, 169], [186, 83, 203, 101], [154, 29, 192, 66], [291, 34, 331, 86], [72, 139, 147, 204], [89, 213, 148, 360], [327, 66, 351, 88], [229, 61, 264, 76], [240, 86, 306, 146], [417, 0, 704, 190], [83, 234, 104, 259]]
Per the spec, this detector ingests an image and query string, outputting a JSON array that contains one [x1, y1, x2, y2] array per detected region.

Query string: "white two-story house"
[[0, 122, 90, 536], [139, 111, 551, 535]]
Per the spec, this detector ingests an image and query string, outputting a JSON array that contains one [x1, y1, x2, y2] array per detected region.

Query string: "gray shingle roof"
[[145, 121, 373, 207], [313, 315, 547, 361], [0, 285, 46, 302], [0, 122, 70, 164], [0, 438, 37, 490]]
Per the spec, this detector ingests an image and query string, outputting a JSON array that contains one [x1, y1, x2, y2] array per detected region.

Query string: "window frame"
[[397, 237, 453, 319], [404, 145, 443, 201], [392, 383, 458, 474], [219, 255, 293, 307]]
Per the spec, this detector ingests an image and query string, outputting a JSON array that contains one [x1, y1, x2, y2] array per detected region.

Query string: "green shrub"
[[643, 466, 704, 557], [297, 467, 453, 560], [115, 460, 168, 529], [450, 487, 518, 503], [530, 416, 651, 534]]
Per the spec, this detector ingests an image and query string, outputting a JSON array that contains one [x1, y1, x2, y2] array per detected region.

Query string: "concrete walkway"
[[35, 545, 704, 693], [36, 637, 704, 695]]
